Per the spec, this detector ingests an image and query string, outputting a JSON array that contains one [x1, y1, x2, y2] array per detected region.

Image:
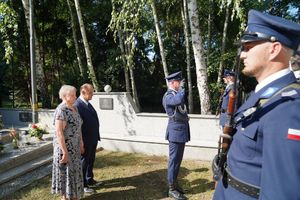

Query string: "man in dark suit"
[[74, 83, 101, 193], [162, 71, 190, 200]]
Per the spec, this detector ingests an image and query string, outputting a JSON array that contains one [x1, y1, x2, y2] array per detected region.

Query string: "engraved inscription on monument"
[[19, 112, 33, 122], [99, 98, 113, 110]]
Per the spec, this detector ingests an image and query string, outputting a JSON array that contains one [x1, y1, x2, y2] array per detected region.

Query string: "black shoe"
[[88, 179, 103, 187], [168, 189, 187, 200]]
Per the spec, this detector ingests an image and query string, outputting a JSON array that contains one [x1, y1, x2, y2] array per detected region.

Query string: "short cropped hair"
[[59, 85, 77, 100], [80, 83, 94, 94]]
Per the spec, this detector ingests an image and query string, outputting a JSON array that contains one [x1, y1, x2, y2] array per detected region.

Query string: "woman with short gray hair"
[[52, 85, 85, 200]]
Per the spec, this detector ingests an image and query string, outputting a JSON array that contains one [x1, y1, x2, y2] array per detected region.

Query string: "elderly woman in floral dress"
[[52, 85, 85, 200]]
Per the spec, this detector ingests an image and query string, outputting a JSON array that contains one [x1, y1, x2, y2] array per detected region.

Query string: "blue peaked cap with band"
[[223, 69, 235, 77], [241, 9, 300, 51], [165, 71, 183, 82]]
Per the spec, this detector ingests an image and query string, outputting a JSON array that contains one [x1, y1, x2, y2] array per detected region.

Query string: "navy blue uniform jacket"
[[163, 89, 190, 143], [219, 83, 236, 126], [214, 72, 300, 200], [74, 98, 100, 146]]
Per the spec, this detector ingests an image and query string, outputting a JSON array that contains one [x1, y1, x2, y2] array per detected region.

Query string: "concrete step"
[[0, 161, 52, 199], [0, 134, 54, 199], [0, 153, 53, 185], [0, 139, 53, 174]]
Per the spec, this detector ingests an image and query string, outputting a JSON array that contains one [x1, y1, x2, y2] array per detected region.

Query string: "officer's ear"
[[269, 42, 283, 60]]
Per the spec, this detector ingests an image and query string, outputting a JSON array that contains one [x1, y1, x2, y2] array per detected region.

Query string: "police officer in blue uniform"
[[162, 71, 190, 200], [219, 69, 236, 128], [213, 10, 300, 200]]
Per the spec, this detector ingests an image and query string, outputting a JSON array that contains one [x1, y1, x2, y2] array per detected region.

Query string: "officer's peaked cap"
[[241, 10, 300, 51], [223, 69, 235, 77], [165, 71, 182, 82]]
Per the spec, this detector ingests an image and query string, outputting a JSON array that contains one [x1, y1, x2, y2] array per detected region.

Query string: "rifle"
[[212, 47, 241, 182]]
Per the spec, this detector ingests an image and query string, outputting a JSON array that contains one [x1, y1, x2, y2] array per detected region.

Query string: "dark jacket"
[[74, 98, 100, 145]]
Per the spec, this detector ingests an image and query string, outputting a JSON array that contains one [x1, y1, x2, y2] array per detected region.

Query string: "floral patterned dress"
[[51, 102, 84, 199]]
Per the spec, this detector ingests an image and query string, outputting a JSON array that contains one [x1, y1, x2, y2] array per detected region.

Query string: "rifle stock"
[[213, 89, 236, 181], [213, 48, 240, 182]]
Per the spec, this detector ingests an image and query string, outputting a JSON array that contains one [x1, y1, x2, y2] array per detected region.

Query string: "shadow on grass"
[[180, 167, 215, 195], [93, 151, 156, 169], [84, 167, 214, 200], [4, 151, 214, 200]]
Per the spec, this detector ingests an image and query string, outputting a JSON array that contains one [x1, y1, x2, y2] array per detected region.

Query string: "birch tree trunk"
[[207, 0, 213, 65], [118, 30, 130, 93], [181, 0, 194, 113], [67, 0, 87, 81], [150, 0, 168, 83], [187, 0, 211, 114], [124, 35, 140, 110], [21, 0, 50, 108], [74, 0, 100, 91], [217, 3, 230, 84]]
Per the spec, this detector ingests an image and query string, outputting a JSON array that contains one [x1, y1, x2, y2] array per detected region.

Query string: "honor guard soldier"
[[213, 10, 300, 200], [162, 71, 190, 200], [219, 69, 237, 128]]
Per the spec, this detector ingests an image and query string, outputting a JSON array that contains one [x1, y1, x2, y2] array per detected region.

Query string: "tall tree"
[[108, 0, 146, 107], [181, 0, 194, 113], [150, 0, 168, 82], [118, 30, 130, 93], [124, 33, 141, 110], [21, 0, 51, 108], [217, 1, 231, 83], [66, 0, 87, 81], [74, 0, 100, 91], [0, 2, 17, 63], [207, 0, 213, 66], [187, 0, 211, 114]]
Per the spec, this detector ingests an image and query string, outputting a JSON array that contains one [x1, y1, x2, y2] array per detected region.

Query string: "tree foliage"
[[0, 0, 299, 112]]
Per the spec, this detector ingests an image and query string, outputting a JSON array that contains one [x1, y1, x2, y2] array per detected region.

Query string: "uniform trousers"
[[168, 142, 185, 184]]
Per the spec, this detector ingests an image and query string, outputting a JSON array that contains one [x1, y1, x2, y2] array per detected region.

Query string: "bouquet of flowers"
[[9, 128, 19, 149], [28, 123, 49, 139]]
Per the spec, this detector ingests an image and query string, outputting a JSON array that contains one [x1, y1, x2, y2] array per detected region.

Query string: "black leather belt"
[[225, 166, 260, 198], [169, 117, 189, 123]]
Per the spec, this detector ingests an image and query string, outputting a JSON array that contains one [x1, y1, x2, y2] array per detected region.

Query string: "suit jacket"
[[74, 98, 100, 146]]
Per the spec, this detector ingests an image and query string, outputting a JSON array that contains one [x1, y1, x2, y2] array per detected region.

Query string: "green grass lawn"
[[6, 150, 215, 200]]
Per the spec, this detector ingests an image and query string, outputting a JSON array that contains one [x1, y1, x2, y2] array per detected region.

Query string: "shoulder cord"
[[163, 91, 187, 118], [259, 83, 300, 107], [235, 83, 300, 125], [163, 91, 177, 118]]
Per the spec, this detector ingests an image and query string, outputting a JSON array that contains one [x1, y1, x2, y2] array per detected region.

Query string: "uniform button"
[[241, 128, 245, 131]]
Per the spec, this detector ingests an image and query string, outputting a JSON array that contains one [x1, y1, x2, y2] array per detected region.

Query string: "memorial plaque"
[[99, 98, 113, 110], [19, 112, 34, 122]]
